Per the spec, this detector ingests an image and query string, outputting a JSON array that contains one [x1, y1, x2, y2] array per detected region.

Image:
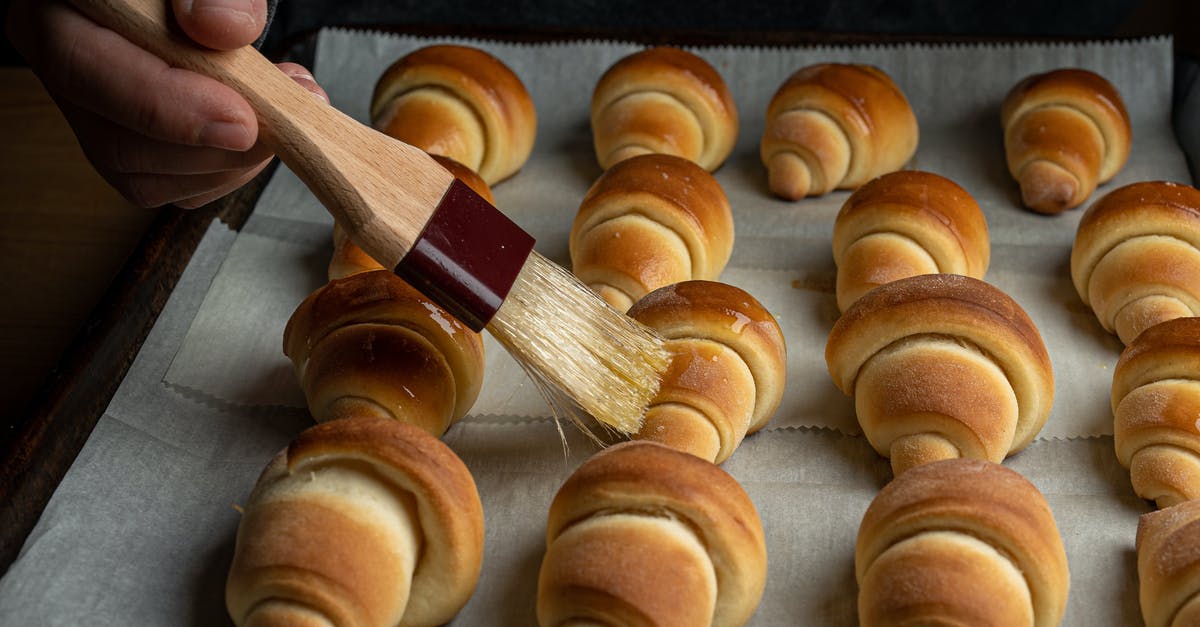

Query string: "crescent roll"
[[570, 154, 735, 312], [226, 417, 484, 627], [591, 46, 738, 171], [371, 44, 537, 185], [626, 280, 786, 464], [832, 170, 990, 311], [1001, 68, 1131, 214], [760, 63, 919, 201], [1137, 500, 1200, 627], [1113, 317, 1200, 508], [538, 441, 766, 627], [329, 155, 495, 280], [856, 458, 1070, 627], [825, 273, 1054, 475], [283, 270, 485, 437], [1071, 180, 1200, 345]]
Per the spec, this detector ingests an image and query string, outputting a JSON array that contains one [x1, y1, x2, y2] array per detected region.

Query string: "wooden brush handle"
[[68, 0, 454, 268]]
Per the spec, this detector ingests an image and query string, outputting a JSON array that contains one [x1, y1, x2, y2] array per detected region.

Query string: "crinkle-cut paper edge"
[[319, 25, 1171, 57], [169, 361, 1119, 447], [760, 420, 1115, 444], [162, 380, 311, 419], [167, 377, 592, 426]]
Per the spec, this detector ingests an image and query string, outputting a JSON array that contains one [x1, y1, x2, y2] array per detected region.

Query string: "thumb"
[[172, 0, 267, 51]]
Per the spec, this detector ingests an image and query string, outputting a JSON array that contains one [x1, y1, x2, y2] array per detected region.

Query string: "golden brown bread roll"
[[1001, 68, 1131, 214], [825, 273, 1054, 475], [371, 44, 537, 185], [329, 220, 386, 280], [1071, 180, 1200, 345], [569, 154, 735, 312], [760, 63, 918, 201], [625, 280, 786, 464], [538, 441, 766, 626], [328, 155, 495, 281], [856, 458, 1070, 627], [226, 417, 484, 627], [1113, 317, 1200, 508], [591, 46, 738, 172], [1137, 499, 1200, 627], [832, 170, 990, 312], [283, 269, 485, 437]]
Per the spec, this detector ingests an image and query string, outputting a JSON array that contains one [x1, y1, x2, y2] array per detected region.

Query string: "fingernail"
[[287, 71, 329, 103], [308, 87, 330, 104], [199, 120, 253, 150], [190, 0, 254, 12], [189, 0, 257, 25]]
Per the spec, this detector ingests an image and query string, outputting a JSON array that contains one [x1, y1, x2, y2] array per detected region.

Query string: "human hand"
[[6, 0, 329, 209]]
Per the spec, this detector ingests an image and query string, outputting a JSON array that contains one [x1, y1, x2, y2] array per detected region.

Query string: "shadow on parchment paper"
[[190, 534, 237, 627], [490, 536, 546, 626], [301, 243, 334, 289], [727, 144, 771, 201], [1081, 436, 1151, 625], [236, 361, 308, 411], [1053, 274, 1126, 355], [1119, 546, 1144, 624], [973, 106, 1018, 207], [815, 555, 861, 627], [557, 119, 606, 188]]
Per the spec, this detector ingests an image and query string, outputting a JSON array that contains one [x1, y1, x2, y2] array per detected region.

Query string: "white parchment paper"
[[164, 30, 1188, 439], [0, 30, 1188, 626]]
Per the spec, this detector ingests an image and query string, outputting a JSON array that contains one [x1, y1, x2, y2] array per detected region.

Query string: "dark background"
[[2, 0, 1198, 61], [256, 0, 1193, 49], [6, 0, 1196, 120]]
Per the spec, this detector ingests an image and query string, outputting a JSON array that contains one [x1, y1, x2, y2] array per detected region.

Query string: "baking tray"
[[1, 24, 1196, 625]]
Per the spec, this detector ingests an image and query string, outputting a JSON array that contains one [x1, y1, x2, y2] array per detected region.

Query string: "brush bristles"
[[487, 251, 670, 434]]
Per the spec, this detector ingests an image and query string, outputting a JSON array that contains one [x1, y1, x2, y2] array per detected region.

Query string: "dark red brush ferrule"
[[394, 178, 535, 331]]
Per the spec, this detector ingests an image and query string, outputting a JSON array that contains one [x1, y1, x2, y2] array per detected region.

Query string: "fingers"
[[61, 64, 324, 177], [7, 0, 331, 208], [172, 161, 274, 209], [171, 0, 269, 51], [107, 162, 273, 210], [21, 1, 258, 150], [56, 64, 328, 208], [59, 95, 272, 207], [277, 62, 330, 104], [64, 103, 274, 175]]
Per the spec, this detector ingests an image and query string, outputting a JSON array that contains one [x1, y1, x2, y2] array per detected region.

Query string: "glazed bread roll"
[[832, 170, 990, 312], [825, 273, 1054, 475], [371, 44, 537, 185], [329, 221, 386, 280], [570, 154, 735, 312], [625, 280, 786, 464], [329, 155, 495, 280], [591, 46, 738, 171], [1001, 68, 1131, 214], [538, 441, 766, 627], [760, 63, 918, 201], [1071, 180, 1200, 345], [226, 417, 484, 627], [1137, 499, 1200, 627], [284, 270, 485, 437], [856, 458, 1070, 627], [1113, 317, 1200, 508]]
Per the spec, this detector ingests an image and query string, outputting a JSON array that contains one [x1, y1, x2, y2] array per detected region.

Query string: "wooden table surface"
[[0, 66, 269, 573], [0, 67, 156, 420]]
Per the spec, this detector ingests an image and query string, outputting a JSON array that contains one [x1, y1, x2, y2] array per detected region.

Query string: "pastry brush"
[[70, 0, 669, 434]]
